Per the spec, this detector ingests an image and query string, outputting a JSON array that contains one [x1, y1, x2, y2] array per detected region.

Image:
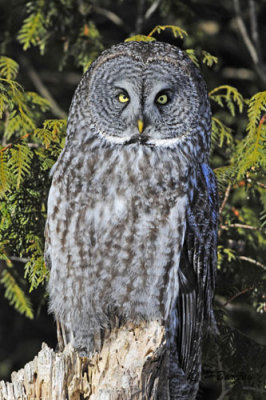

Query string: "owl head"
[[67, 41, 211, 159]]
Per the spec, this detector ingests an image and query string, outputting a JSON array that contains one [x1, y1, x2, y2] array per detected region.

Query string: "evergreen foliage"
[[148, 24, 188, 39], [0, 55, 66, 315], [0, 1, 265, 397], [1, 269, 33, 319], [17, 0, 103, 70]]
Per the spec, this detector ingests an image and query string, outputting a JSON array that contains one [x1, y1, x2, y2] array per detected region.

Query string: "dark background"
[[0, 1, 265, 398]]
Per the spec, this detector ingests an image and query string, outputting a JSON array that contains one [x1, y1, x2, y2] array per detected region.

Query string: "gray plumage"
[[45, 41, 218, 399]]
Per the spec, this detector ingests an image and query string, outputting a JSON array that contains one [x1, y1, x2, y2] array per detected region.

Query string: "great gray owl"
[[45, 41, 218, 399]]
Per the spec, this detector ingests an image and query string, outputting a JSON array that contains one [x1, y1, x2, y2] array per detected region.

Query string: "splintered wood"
[[0, 321, 167, 400]]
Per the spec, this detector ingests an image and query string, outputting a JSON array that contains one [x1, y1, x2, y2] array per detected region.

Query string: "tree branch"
[[257, 181, 266, 189], [0, 132, 32, 153], [243, 386, 266, 393], [220, 223, 265, 232], [92, 6, 125, 28], [223, 286, 254, 306], [222, 67, 255, 80], [238, 256, 266, 270], [233, 0, 259, 65], [248, 0, 261, 58], [144, 0, 161, 21], [10, 256, 29, 263], [135, 0, 145, 34], [19, 56, 67, 119], [219, 183, 232, 215], [233, 0, 266, 83]]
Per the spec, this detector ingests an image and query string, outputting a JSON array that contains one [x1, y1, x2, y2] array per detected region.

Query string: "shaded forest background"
[[0, 1, 265, 399]]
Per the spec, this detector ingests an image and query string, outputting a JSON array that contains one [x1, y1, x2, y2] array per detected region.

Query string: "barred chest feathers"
[[47, 141, 193, 326]]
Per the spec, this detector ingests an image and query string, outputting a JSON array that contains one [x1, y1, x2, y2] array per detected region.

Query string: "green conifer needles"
[[0, 56, 66, 316], [237, 92, 266, 178]]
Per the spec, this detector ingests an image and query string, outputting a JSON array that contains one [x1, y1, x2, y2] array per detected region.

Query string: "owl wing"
[[177, 162, 218, 382]]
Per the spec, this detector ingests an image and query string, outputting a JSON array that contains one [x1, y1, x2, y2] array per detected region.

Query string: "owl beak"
[[137, 119, 144, 134]]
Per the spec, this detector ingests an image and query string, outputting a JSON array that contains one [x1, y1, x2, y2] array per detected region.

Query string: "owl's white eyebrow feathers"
[[113, 80, 136, 93], [147, 82, 173, 95]]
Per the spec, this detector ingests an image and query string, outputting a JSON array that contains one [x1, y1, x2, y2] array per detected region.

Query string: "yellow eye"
[[118, 93, 129, 103], [156, 94, 169, 105]]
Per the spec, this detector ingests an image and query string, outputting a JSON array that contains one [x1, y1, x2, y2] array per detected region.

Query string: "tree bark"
[[0, 321, 170, 400]]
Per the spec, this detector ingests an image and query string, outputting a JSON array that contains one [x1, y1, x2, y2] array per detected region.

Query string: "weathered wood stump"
[[0, 321, 169, 400]]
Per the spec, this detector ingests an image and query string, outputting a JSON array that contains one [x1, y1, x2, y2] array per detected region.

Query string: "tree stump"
[[0, 321, 169, 400]]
